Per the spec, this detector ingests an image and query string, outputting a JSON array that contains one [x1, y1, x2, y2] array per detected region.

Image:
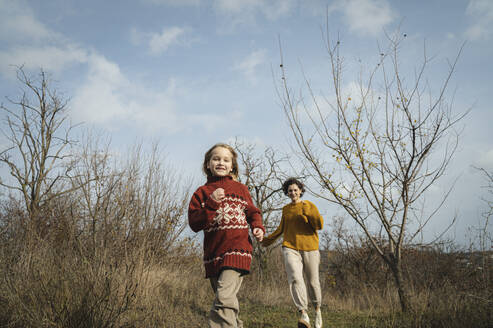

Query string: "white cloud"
[[328, 0, 396, 36], [233, 49, 267, 83], [149, 27, 187, 55], [447, 33, 456, 40], [0, 0, 84, 78], [70, 54, 181, 132], [0, 1, 230, 134], [0, 0, 57, 42], [70, 54, 226, 134], [70, 54, 131, 125], [465, 0, 493, 41], [214, 0, 295, 26], [142, 0, 201, 6], [476, 149, 493, 170], [0, 13, 53, 42], [0, 45, 88, 77], [130, 26, 194, 54], [189, 110, 244, 133], [129, 27, 144, 46]]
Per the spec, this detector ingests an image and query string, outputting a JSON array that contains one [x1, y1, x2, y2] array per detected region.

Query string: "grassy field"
[[0, 232, 491, 328], [239, 302, 370, 328], [0, 209, 491, 328], [239, 298, 493, 328], [149, 295, 492, 328]]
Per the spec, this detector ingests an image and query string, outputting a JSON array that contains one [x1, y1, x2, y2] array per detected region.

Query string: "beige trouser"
[[209, 269, 244, 328], [282, 247, 322, 311]]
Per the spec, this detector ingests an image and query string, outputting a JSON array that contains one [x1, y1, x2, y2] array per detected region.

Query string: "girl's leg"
[[282, 247, 308, 312], [209, 269, 244, 328], [301, 250, 322, 309]]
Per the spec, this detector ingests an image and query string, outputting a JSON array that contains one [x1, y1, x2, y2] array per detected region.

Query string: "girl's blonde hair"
[[203, 143, 239, 180]]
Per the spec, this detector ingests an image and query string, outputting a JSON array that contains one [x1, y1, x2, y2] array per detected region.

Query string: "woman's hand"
[[253, 228, 264, 242], [211, 188, 225, 202], [301, 200, 309, 214], [301, 201, 309, 223]]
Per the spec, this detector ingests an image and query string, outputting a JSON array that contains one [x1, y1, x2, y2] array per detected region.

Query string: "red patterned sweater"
[[188, 175, 265, 278]]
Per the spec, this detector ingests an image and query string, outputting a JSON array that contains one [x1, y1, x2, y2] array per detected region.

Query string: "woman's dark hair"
[[282, 178, 305, 197]]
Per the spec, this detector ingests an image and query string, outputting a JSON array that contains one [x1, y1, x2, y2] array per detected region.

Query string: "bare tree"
[[475, 167, 493, 248], [233, 138, 287, 279], [472, 167, 493, 296], [234, 139, 286, 231], [70, 136, 191, 255], [278, 31, 469, 311], [0, 67, 78, 234]]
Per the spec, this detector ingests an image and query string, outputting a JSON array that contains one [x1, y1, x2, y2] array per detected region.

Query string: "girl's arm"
[[243, 186, 265, 234], [188, 189, 221, 232], [302, 201, 324, 231]]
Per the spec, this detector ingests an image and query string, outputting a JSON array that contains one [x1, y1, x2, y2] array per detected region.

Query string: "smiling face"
[[287, 183, 302, 203], [207, 146, 233, 177]]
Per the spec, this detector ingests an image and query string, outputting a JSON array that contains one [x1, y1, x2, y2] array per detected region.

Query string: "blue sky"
[[1, 0, 492, 246]]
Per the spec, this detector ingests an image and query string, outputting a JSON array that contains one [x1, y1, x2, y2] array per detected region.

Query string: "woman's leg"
[[282, 247, 308, 312], [301, 250, 322, 309], [209, 269, 244, 328]]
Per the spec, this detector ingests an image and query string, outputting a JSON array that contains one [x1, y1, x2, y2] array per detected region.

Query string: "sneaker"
[[298, 311, 310, 328], [315, 308, 322, 328]]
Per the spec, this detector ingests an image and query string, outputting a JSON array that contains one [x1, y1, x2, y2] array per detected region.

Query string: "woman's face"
[[287, 183, 302, 203]]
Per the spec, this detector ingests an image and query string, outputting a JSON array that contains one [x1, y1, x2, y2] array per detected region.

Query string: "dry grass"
[[0, 194, 490, 328], [0, 230, 491, 327]]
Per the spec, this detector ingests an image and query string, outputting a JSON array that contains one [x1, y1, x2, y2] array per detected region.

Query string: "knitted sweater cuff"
[[249, 215, 265, 233], [205, 196, 221, 210]]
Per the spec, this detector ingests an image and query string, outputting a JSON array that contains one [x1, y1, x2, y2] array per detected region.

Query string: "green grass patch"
[[240, 301, 382, 328], [238, 300, 492, 328]]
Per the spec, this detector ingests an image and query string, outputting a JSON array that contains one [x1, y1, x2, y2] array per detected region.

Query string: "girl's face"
[[207, 146, 233, 177], [287, 184, 302, 203]]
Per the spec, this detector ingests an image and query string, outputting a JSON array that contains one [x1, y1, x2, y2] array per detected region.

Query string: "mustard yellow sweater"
[[262, 200, 323, 251]]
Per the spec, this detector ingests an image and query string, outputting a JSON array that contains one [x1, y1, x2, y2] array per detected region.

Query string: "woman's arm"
[[261, 213, 285, 247], [302, 201, 324, 231]]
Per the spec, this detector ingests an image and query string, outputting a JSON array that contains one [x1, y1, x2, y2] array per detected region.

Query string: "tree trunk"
[[390, 259, 411, 312]]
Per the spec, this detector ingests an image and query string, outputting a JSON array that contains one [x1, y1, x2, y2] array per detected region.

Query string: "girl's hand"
[[253, 228, 264, 242], [211, 188, 225, 202]]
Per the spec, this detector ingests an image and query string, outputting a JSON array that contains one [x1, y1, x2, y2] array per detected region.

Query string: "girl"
[[188, 143, 265, 328], [262, 178, 324, 328]]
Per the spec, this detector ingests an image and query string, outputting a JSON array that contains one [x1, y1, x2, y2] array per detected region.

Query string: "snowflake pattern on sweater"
[[204, 195, 249, 232], [188, 176, 265, 278]]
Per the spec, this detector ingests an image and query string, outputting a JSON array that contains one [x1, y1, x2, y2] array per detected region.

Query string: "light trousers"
[[282, 247, 322, 311], [209, 269, 244, 328]]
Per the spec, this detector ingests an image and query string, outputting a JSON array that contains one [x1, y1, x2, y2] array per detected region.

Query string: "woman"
[[262, 178, 324, 328]]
